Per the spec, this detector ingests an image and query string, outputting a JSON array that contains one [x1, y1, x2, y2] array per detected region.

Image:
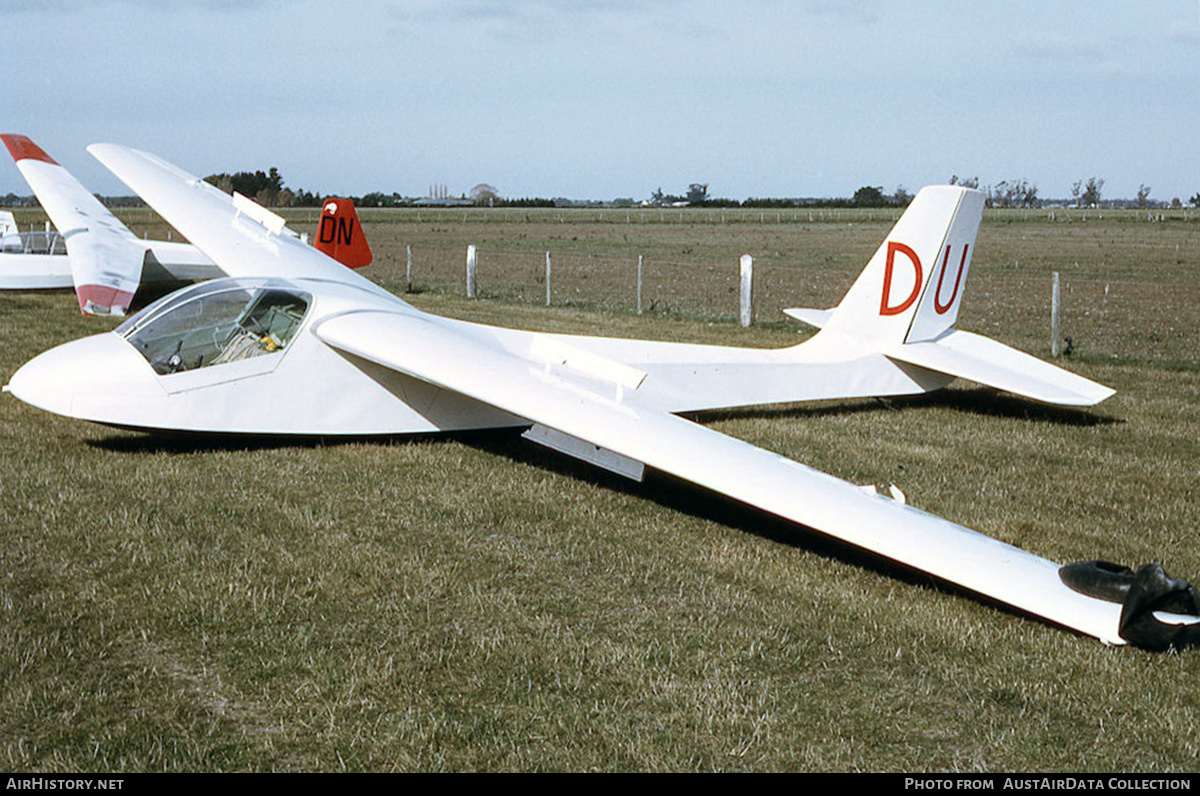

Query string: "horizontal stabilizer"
[[782, 307, 832, 329], [885, 330, 1115, 407]]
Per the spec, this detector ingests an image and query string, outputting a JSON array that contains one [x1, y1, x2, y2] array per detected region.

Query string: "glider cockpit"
[[118, 278, 311, 376]]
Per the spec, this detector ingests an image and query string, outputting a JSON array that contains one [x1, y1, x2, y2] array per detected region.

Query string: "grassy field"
[[2, 207, 1200, 771]]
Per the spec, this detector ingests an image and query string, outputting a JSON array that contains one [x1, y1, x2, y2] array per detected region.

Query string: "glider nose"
[[5, 332, 161, 424]]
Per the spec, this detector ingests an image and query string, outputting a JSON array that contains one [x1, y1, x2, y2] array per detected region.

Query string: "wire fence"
[[363, 239, 1200, 368], [955, 273, 1200, 367], [29, 204, 1200, 366], [368, 242, 856, 321]]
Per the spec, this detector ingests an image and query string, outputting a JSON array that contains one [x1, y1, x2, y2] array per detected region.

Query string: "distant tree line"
[[7, 169, 1200, 211], [1071, 177, 1104, 208], [203, 167, 325, 208], [3, 192, 150, 209]]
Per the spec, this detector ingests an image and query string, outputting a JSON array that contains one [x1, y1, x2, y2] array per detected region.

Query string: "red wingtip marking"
[[1, 134, 59, 165], [314, 198, 373, 269], [77, 284, 134, 317]]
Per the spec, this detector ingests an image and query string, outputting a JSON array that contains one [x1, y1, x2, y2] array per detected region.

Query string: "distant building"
[[413, 197, 473, 207], [415, 181, 473, 206]]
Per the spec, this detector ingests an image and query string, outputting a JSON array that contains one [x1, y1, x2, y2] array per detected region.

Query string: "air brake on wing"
[[528, 336, 648, 403], [522, 424, 646, 481], [232, 192, 292, 237]]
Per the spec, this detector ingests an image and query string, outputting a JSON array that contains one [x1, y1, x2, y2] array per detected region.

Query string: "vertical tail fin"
[[816, 186, 984, 345], [313, 198, 372, 269]]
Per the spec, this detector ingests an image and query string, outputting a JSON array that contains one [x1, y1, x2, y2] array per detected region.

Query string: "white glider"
[[1, 134, 219, 314], [0, 134, 372, 314], [5, 143, 1147, 644], [0, 208, 74, 290]]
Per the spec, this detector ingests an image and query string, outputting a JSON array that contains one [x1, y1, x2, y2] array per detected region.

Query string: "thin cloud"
[[1, 0, 280, 13], [1012, 32, 1109, 61]]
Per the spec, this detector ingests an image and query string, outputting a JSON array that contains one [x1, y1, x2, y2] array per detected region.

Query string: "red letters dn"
[[879, 241, 922, 316]]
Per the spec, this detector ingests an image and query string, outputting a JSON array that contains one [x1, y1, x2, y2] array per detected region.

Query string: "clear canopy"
[[117, 278, 311, 375], [0, 231, 67, 255]]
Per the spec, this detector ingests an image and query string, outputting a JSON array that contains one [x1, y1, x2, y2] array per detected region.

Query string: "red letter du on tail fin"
[[879, 241, 922, 316], [314, 198, 373, 269]]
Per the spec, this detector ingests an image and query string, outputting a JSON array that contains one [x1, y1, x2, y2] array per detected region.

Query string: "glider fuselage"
[[5, 272, 953, 436]]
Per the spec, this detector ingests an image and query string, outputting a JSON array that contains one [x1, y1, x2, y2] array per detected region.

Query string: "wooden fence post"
[[740, 254, 753, 327], [466, 245, 477, 298], [1051, 271, 1061, 357], [636, 255, 644, 315]]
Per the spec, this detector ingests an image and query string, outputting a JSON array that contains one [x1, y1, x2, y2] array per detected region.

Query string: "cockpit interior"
[[118, 280, 311, 375]]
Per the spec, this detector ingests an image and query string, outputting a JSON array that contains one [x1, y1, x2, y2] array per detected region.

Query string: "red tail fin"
[[314, 198, 372, 269]]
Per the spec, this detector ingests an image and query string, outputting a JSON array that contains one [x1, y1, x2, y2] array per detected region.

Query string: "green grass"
[[2, 209, 1200, 771]]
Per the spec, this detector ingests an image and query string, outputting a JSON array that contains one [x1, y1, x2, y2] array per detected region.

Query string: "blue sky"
[[4, 0, 1198, 202]]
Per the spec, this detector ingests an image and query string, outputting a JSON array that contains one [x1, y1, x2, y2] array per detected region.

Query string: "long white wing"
[[87, 143, 389, 298], [314, 308, 1126, 644]]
